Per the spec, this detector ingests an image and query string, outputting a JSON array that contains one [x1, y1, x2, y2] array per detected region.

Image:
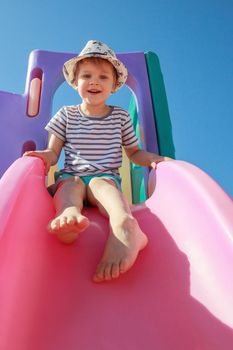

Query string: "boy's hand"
[[150, 156, 173, 169], [23, 150, 51, 175]]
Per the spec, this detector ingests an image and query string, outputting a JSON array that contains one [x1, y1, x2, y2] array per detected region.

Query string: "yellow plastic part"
[[47, 164, 58, 186], [119, 148, 132, 204]]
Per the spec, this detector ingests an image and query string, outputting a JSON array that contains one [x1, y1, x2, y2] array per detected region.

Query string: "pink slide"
[[0, 157, 233, 349]]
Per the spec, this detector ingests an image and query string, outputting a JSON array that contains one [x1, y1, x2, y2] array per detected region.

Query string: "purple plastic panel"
[[0, 50, 158, 176]]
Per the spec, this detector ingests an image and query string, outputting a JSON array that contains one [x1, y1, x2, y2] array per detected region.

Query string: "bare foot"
[[93, 216, 148, 282], [48, 207, 90, 244]]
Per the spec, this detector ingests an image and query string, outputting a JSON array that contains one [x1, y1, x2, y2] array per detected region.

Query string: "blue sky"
[[0, 0, 232, 196]]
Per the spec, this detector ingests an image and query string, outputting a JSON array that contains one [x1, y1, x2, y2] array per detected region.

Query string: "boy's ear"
[[111, 82, 117, 93], [74, 79, 79, 89]]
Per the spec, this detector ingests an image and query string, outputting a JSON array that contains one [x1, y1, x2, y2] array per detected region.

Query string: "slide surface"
[[0, 157, 233, 350]]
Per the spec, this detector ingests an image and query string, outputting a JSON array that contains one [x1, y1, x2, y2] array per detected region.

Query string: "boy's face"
[[75, 59, 117, 107]]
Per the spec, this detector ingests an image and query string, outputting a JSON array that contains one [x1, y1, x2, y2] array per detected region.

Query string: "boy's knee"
[[55, 176, 85, 193], [89, 177, 116, 189]]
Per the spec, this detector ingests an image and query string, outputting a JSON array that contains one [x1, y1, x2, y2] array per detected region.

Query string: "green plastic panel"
[[128, 52, 175, 203]]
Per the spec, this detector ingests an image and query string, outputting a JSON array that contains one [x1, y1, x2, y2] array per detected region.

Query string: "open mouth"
[[88, 90, 101, 94]]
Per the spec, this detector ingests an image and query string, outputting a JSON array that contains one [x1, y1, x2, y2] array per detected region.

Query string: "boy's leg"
[[48, 177, 89, 244], [87, 177, 148, 282]]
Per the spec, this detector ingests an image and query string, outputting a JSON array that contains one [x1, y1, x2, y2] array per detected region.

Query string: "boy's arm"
[[124, 145, 172, 167], [23, 133, 64, 174]]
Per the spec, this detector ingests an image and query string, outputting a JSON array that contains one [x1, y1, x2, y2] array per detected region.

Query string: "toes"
[[103, 263, 113, 281], [93, 263, 105, 283], [77, 216, 90, 231], [48, 219, 60, 232], [111, 263, 120, 279], [48, 215, 89, 235], [60, 216, 68, 228], [93, 262, 121, 282], [66, 216, 76, 225]]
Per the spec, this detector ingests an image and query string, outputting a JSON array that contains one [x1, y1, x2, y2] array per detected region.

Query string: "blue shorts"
[[54, 171, 122, 190]]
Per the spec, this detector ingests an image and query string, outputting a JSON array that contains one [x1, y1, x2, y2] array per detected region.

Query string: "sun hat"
[[63, 40, 128, 92]]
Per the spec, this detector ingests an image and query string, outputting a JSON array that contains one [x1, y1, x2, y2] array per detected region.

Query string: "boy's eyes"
[[81, 73, 91, 79], [79, 74, 109, 80], [100, 75, 108, 79]]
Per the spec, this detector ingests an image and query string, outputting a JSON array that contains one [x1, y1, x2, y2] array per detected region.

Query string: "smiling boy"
[[24, 40, 171, 282]]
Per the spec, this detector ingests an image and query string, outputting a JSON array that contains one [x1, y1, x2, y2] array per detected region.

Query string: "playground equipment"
[[0, 49, 233, 349]]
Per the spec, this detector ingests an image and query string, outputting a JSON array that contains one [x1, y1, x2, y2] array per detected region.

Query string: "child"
[[24, 40, 171, 282]]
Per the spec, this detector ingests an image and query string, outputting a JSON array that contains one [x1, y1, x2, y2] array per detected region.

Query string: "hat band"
[[83, 52, 110, 56]]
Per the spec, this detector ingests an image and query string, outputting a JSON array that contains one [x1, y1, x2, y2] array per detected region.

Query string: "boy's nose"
[[89, 78, 99, 85]]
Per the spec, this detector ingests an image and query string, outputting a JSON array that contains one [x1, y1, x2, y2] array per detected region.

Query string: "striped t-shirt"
[[45, 105, 139, 177]]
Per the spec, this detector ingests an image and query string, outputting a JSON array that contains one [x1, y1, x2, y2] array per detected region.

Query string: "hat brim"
[[63, 53, 128, 92]]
